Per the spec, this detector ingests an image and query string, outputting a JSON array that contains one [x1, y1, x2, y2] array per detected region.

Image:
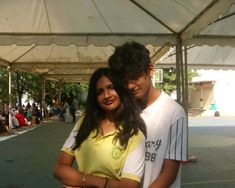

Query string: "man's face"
[[124, 71, 152, 100]]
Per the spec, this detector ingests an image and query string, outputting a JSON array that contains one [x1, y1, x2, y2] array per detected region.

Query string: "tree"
[[12, 70, 42, 106], [43, 80, 89, 107], [155, 68, 199, 95], [0, 66, 9, 105], [0, 66, 42, 106], [61, 82, 88, 104], [0, 66, 89, 109], [13, 70, 42, 106]]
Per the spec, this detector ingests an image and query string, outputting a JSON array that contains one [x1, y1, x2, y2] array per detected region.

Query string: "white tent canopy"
[[0, 44, 161, 82], [0, 0, 235, 82], [157, 45, 235, 70]]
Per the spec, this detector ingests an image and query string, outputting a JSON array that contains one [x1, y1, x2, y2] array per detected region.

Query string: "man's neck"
[[139, 87, 161, 109]]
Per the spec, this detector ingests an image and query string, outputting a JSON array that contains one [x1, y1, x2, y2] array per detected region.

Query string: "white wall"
[[192, 69, 235, 116]]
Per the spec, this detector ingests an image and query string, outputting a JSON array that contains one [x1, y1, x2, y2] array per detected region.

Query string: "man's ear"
[[149, 64, 154, 77]]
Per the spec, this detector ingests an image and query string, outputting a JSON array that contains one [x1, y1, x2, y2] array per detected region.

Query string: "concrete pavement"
[[0, 119, 75, 188], [0, 117, 235, 188], [182, 117, 235, 188]]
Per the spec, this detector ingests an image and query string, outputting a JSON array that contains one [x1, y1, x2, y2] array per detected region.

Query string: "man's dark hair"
[[109, 41, 151, 81]]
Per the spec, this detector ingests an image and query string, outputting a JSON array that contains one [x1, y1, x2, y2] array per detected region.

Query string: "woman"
[[53, 68, 146, 188]]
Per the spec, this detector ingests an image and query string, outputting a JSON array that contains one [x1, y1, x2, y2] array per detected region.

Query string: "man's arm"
[[148, 113, 187, 188], [148, 159, 180, 188]]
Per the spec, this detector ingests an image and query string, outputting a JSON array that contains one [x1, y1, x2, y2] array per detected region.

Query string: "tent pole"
[[41, 78, 46, 120], [184, 46, 189, 116], [58, 80, 62, 103], [8, 66, 12, 128], [176, 35, 183, 105], [183, 45, 189, 161], [181, 47, 185, 107]]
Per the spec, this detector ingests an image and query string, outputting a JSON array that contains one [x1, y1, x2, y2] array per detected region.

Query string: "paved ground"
[[182, 117, 235, 188], [0, 116, 235, 188], [0, 119, 74, 188]]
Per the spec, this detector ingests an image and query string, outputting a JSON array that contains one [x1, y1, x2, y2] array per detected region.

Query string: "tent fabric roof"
[[157, 45, 235, 70], [0, 0, 235, 82], [0, 44, 161, 82]]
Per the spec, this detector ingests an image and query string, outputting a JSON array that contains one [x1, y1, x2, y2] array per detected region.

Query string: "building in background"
[[156, 45, 235, 117], [189, 69, 235, 117]]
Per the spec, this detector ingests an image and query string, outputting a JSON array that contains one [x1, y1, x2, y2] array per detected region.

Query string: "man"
[[109, 41, 188, 188]]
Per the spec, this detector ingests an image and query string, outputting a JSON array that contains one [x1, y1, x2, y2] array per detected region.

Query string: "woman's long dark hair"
[[74, 67, 146, 149]]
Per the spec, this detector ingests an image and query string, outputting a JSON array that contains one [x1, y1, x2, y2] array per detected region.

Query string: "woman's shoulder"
[[75, 115, 85, 129], [130, 129, 145, 145], [125, 129, 145, 154]]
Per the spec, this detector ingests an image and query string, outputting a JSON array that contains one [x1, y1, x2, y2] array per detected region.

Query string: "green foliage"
[[155, 68, 199, 95], [155, 68, 176, 95], [0, 66, 89, 107], [187, 69, 199, 92], [0, 66, 9, 104], [61, 82, 88, 106], [0, 67, 42, 105], [45, 80, 60, 104], [61, 82, 88, 99], [13, 70, 42, 104], [44, 80, 88, 106], [19, 72, 88, 106]]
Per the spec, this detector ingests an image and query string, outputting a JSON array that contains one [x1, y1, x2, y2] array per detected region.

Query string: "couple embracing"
[[54, 41, 188, 188]]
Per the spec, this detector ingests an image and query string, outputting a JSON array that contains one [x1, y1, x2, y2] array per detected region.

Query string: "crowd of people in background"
[[0, 97, 81, 134], [0, 102, 42, 133], [0, 94, 81, 134]]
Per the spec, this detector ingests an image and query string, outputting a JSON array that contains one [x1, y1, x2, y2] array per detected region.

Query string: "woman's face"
[[96, 76, 120, 113]]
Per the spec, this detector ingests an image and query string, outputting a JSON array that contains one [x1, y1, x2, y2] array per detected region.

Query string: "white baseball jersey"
[[141, 92, 188, 188]]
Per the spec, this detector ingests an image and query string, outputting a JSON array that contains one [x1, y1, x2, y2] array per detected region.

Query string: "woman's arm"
[[53, 151, 85, 187], [54, 151, 140, 188], [53, 151, 112, 188]]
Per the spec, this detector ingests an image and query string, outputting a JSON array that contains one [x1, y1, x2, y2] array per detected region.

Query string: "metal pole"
[[184, 46, 189, 116], [181, 49, 185, 107], [183, 46, 189, 162], [8, 66, 12, 128], [176, 35, 183, 105], [41, 78, 46, 119], [58, 80, 62, 103]]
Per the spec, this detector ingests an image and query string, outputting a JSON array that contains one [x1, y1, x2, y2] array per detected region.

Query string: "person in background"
[[15, 106, 27, 127], [109, 41, 188, 188], [0, 112, 8, 133], [27, 103, 33, 122], [69, 102, 76, 123], [58, 103, 65, 121], [54, 67, 146, 188], [64, 101, 73, 124], [11, 108, 19, 129], [1, 111, 9, 130]]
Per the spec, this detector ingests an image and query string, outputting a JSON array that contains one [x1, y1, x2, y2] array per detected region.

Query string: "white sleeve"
[[62, 123, 79, 150], [62, 117, 83, 154], [165, 116, 188, 161], [121, 132, 146, 182]]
